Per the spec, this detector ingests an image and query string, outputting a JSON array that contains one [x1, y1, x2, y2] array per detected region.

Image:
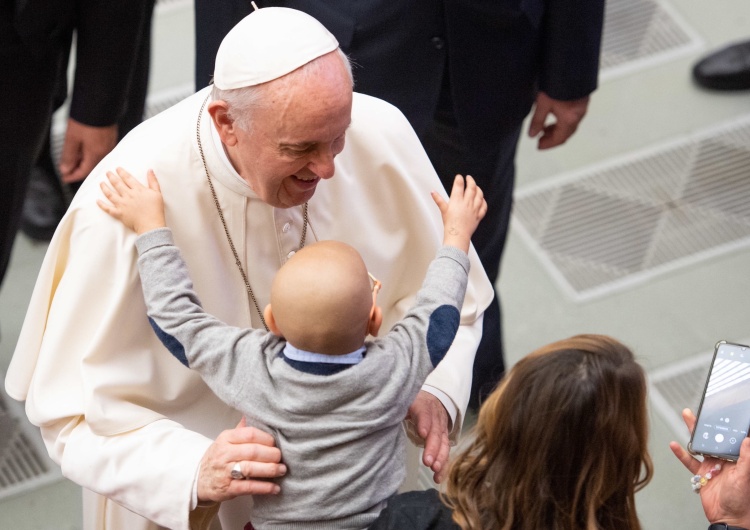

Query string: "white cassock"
[[5, 87, 493, 530]]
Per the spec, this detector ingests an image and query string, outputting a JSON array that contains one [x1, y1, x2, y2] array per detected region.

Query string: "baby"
[[98, 167, 486, 530]]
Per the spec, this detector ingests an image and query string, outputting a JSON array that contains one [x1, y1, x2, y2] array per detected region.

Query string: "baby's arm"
[[97, 168, 271, 409], [135, 230, 272, 410], [430, 174, 487, 253], [376, 178, 486, 424], [97, 167, 166, 234]]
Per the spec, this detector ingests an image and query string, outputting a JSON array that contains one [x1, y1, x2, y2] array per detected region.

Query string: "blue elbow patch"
[[426, 305, 460, 366], [148, 317, 189, 367]]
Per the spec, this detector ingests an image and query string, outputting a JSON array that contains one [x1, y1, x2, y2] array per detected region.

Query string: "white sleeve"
[[6, 181, 236, 530], [422, 311, 483, 438], [50, 418, 212, 530], [421, 386, 458, 429]]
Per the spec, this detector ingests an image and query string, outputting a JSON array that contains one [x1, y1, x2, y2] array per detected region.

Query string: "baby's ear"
[[264, 305, 283, 337], [368, 306, 383, 337]]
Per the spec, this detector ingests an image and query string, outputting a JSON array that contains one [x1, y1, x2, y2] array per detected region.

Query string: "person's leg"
[[20, 131, 69, 241], [118, 0, 156, 139], [421, 101, 520, 410], [66, 0, 154, 202], [23, 0, 155, 235], [20, 26, 73, 241], [466, 133, 518, 410], [0, 5, 66, 285]]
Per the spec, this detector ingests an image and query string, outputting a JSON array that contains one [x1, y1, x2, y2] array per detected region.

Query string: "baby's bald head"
[[266, 241, 380, 354]]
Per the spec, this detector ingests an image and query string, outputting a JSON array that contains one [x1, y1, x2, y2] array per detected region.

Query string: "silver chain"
[[195, 95, 309, 331]]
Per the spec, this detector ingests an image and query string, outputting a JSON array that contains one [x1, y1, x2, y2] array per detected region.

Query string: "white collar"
[[283, 343, 366, 365]]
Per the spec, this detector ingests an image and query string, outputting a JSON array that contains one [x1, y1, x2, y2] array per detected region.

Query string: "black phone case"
[[688, 340, 750, 462]]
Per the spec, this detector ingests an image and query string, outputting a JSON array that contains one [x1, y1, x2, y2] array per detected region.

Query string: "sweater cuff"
[[437, 245, 470, 274], [135, 227, 174, 255]]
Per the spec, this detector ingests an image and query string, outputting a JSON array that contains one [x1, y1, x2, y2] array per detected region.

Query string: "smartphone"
[[688, 340, 750, 461]]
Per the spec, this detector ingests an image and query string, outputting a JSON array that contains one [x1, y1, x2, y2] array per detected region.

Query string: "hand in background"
[[670, 408, 750, 529], [528, 92, 590, 150], [59, 118, 118, 183]]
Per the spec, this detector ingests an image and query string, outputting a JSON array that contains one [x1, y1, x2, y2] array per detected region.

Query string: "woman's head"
[[445, 334, 653, 530]]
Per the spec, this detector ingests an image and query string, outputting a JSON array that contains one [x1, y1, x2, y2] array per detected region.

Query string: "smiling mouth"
[[292, 175, 320, 189], [294, 174, 319, 182]]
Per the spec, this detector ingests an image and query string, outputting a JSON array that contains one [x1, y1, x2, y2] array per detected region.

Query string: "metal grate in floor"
[[0, 389, 61, 501], [648, 350, 712, 443], [600, 0, 702, 80], [513, 115, 750, 301]]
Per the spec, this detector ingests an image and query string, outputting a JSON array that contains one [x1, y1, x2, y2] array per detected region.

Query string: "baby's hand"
[[431, 175, 487, 253], [97, 168, 166, 235]]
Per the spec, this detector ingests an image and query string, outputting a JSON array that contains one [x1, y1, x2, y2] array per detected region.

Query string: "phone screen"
[[690, 341, 750, 460]]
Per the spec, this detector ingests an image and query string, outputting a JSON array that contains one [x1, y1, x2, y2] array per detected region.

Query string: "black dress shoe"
[[693, 39, 750, 90]]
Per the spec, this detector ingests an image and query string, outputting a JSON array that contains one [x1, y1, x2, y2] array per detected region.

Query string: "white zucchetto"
[[213, 7, 340, 90]]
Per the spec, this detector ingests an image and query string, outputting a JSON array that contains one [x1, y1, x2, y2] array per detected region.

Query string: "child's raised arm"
[[97, 167, 166, 235], [431, 174, 487, 253]]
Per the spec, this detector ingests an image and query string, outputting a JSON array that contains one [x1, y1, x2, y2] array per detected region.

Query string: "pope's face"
[[228, 54, 353, 208]]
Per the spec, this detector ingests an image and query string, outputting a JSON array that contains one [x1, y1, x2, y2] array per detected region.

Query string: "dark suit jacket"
[[195, 0, 604, 155]]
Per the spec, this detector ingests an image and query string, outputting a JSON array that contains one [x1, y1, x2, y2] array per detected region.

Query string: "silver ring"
[[230, 462, 244, 480]]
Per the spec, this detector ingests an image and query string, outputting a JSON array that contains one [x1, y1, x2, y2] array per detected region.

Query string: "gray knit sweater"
[[135, 228, 470, 530]]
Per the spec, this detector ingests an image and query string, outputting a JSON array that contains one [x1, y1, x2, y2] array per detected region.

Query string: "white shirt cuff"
[[421, 384, 457, 431], [191, 466, 200, 510]]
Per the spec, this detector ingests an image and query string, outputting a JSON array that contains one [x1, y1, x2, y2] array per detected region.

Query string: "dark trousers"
[[0, 1, 154, 287], [421, 108, 518, 410], [25, 4, 154, 221], [0, 3, 67, 285]]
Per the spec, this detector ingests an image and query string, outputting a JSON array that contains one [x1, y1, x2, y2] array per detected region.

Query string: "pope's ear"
[[207, 100, 238, 146], [264, 304, 283, 337]]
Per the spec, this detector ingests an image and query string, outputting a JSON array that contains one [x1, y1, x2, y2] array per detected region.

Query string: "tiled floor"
[[2, 0, 750, 528]]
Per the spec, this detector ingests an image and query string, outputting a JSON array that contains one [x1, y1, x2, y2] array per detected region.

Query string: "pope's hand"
[[197, 418, 287, 503], [406, 391, 451, 484]]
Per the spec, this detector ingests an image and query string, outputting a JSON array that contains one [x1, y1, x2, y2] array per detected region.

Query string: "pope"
[[5, 7, 493, 530]]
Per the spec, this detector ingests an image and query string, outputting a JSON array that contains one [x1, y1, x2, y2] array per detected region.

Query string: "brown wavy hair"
[[443, 334, 653, 530]]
